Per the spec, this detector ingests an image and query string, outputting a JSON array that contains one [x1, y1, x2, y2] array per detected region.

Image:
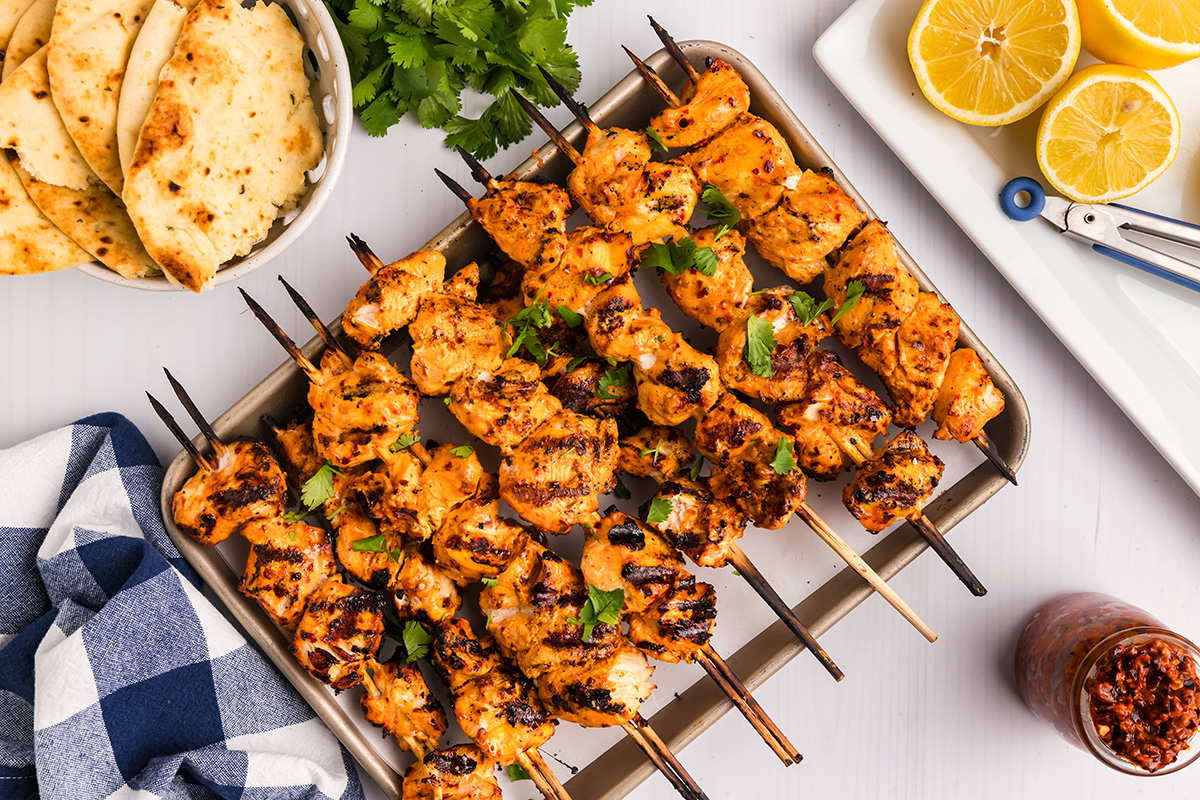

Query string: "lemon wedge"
[[1076, 0, 1200, 71], [1036, 64, 1180, 202], [908, 0, 1081, 126]]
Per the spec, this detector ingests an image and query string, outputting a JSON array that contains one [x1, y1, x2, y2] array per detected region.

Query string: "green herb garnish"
[[584, 272, 614, 285], [565, 356, 588, 373], [645, 126, 667, 153], [597, 363, 632, 400], [639, 439, 664, 463], [689, 457, 704, 481], [700, 183, 741, 239], [481, 577, 499, 587], [831, 280, 866, 325], [556, 305, 583, 328], [646, 497, 673, 525], [507, 763, 532, 782], [402, 620, 433, 662], [770, 438, 797, 475], [788, 292, 836, 327], [640, 237, 717, 277], [283, 510, 308, 525], [390, 433, 420, 451], [301, 462, 343, 510], [568, 585, 625, 642], [504, 292, 554, 366], [351, 533, 387, 552], [450, 444, 475, 458], [744, 314, 775, 378], [613, 476, 631, 500], [325, 504, 347, 521]]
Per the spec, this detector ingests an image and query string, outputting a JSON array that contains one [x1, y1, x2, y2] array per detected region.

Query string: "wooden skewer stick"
[[346, 233, 384, 275], [829, 431, 987, 597], [974, 430, 1017, 486], [517, 750, 572, 800], [696, 645, 800, 765], [725, 544, 843, 681], [163, 368, 224, 454], [793, 502, 937, 642], [239, 289, 322, 381], [621, 46, 683, 107], [537, 66, 601, 137], [434, 168, 476, 205], [147, 391, 213, 471], [621, 717, 709, 800], [277, 275, 356, 370], [509, 90, 582, 163], [647, 16, 701, 84], [454, 146, 501, 192]]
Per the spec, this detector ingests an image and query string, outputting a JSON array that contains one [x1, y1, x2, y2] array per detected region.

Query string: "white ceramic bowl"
[[76, 0, 352, 291]]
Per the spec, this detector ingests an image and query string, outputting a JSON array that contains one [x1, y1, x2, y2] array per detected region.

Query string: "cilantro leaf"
[[584, 272, 613, 285], [789, 292, 835, 327], [403, 621, 434, 661], [770, 438, 797, 475], [351, 533, 388, 552], [640, 237, 717, 276], [556, 305, 583, 328], [450, 444, 475, 457], [391, 433, 420, 452], [568, 585, 625, 642], [645, 126, 667, 152], [646, 497, 673, 525], [504, 292, 554, 366], [565, 356, 587, 373], [597, 363, 632, 400], [481, 576, 499, 587], [689, 457, 704, 481], [639, 439, 664, 463], [283, 510, 308, 525], [613, 476, 631, 500], [700, 183, 741, 232], [744, 315, 775, 378], [831, 280, 866, 325], [301, 462, 343, 510], [326, 504, 347, 522], [693, 245, 719, 276], [507, 764, 532, 782]]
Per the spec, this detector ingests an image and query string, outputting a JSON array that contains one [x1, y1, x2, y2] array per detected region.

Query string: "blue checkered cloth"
[[0, 413, 365, 800]]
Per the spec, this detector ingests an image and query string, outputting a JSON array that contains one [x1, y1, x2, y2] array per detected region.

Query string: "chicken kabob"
[[434, 166, 893, 669], [523, 67, 985, 596], [330, 242, 800, 768], [445, 126, 935, 641], [147, 378, 506, 800], [626, 19, 1015, 486], [244, 275, 710, 800]]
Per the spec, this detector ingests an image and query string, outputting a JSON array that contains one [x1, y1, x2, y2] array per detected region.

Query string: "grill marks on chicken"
[[240, 518, 338, 631], [843, 431, 944, 533], [290, 573, 385, 691], [434, 475, 530, 585], [410, 291, 506, 397], [403, 744, 502, 800], [682, 113, 801, 220], [308, 350, 420, 467], [551, 359, 636, 417], [716, 288, 828, 404], [645, 478, 746, 568], [649, 58, 751, 148], [343, 250, 447, 350], [449, 359, 563, 451], [824, 221, 919, 351], [933, 349, 1006, 443], [467, 179, 572, 272], [360, 652, 448, 751], [172, 439, 287, 545]]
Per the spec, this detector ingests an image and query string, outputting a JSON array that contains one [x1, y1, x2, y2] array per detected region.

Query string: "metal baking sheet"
[[160, 40, 1031, 800]]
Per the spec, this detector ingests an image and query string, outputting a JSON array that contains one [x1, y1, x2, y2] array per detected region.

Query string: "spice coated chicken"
[[171, 438, 287, 546], [359, 651, 448, 752], [342, 246, 447, 350], [290, 573, 384, 691], [843, 431, 945, 533], [659, 225, 753, 332], [933, 348, 1006, 443], [308, 349, 420, 467], [402, 745, 502, 800], [239, 517, 337, 630]]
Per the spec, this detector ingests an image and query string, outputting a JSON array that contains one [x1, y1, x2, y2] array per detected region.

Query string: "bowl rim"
[[74, 0, 353, 292]]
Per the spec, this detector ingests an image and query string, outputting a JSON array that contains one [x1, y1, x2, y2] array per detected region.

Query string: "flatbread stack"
[[0, 0, 322, 290]]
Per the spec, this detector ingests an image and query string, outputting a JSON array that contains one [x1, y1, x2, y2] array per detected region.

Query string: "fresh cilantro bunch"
[[323, 0, 594, 156]]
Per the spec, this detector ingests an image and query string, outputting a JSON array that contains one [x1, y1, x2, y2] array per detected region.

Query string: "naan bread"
[[124, 0, 322, 292], [2, 0, 52, 79], [46, 0, 154, 195], [0, 46, 91, 189], [0, 152, 89, 274], [12, 153, 159, 278], [115, 0, 194, 178], [0, 0, 38, 61]]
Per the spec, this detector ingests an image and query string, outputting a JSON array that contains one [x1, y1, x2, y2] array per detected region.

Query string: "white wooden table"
[[4, 1, 1200, 797]]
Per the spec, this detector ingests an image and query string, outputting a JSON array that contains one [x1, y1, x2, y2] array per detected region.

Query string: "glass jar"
[[1014, 592, 1200, 775]]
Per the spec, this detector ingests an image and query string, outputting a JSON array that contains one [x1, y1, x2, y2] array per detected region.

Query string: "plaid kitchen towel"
[[0, 413, 364, 800]]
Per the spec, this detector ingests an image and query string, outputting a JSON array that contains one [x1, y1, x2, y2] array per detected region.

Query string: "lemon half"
[[908, 0, 1081, 126], [1076, 0, 1200, 71], [1036, 64, 1180, 202]]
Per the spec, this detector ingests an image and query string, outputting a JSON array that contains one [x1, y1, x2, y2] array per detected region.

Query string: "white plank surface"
[[3, 1, 1200, 798]]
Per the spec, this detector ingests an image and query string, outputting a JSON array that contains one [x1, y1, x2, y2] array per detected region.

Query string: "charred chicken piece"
[[660, 225, 753, 332], [552, 358, 637, 417], [402, 744, 501, 800], [633, 332, 723, 426], [290, 573, 384, 691], [352, 446, 424, 539], [467, 179, 572, 272], [409, 291, 506, 396], [309, 350, 420, 468], [448, 359, 563, 450], [692, 391, 769, 463], [343, 249, 446, 350], [429, 617, 507, 694], [499, 409, 618, 535], [534, 641, 656, 728], [332, 502, 403, 591], [522, 226, 635, 315], [843, 431, 945, 532], [744, 169, 867, 285], [239, 517, 337, 631], [582, 511, 688, 614], [264, 417, 324, 493], [775, 350, 892, 481], [649, 57, 750, 148], [644, 478, 746, 568], [823, 220, 919, 350], [856, 292, 960, 428], [585, 274, 675, 362], [409, 444, 485, 542], [433, 475, 529, 585], [933, 348, 1006, 443], [172, 439, 287, 546], [715, 287, 828, 404], [477, 259, 526, 324], [617, 425, 695, 481], [360, 653, 448, 752], [393, 545, 463, 623], [628, 579, 718, 665], [681, 113, 802, 220]]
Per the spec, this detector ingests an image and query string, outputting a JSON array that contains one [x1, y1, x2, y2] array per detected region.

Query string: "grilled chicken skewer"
[[627, 19, 1015, 486]]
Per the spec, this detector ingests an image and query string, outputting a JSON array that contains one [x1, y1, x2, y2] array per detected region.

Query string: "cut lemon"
[[1076, 0, 1200, 71], [1036, 64, 1179, 202], [908, 0, 1081, 126]]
